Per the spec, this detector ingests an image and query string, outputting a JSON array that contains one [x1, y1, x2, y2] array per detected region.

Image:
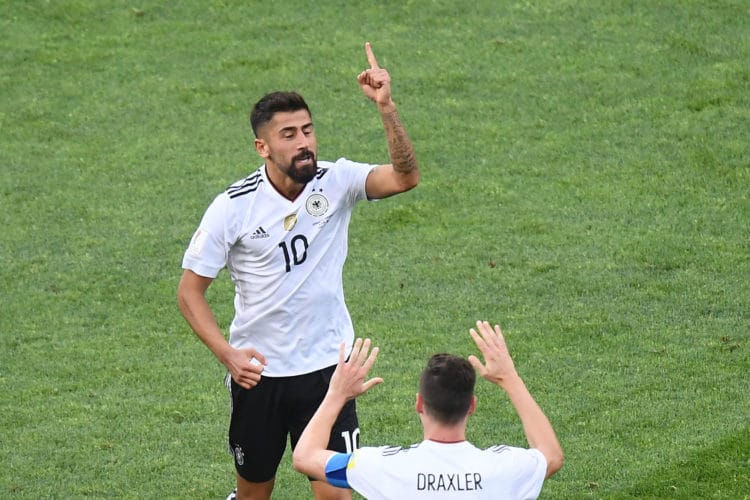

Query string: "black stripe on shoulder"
[[315, 167, 329, 179], [487, 445, 510, 454], [380, 446, 405, 456], [227, 171, 264, 199]]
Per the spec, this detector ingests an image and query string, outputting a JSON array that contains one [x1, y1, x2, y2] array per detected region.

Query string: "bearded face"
[[256, 109, 319, 187], [283, 149, 317, 184]]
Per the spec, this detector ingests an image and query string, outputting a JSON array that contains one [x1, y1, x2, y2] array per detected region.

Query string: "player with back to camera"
[[293, 321, 564, 499], [177, 42, 419, 500]]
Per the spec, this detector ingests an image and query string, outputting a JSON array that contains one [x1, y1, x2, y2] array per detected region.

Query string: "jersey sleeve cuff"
[[181, 259, 222, 279]]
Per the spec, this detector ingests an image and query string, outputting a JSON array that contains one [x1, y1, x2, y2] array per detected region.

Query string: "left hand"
[[329, 338, 383, 401], [357, 42, 393, 107]]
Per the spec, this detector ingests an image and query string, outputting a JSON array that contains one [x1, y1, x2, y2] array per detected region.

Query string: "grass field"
[[1, 1, 748, 498]]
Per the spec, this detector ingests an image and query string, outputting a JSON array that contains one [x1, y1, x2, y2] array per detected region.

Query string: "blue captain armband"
[[325, 452, 353, 488]]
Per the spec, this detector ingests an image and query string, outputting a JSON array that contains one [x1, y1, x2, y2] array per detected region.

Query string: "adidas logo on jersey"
[[250, 226, 270, 239]]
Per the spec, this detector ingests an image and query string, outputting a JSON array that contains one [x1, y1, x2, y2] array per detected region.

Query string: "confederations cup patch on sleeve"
[[188, 228, 209, 256]]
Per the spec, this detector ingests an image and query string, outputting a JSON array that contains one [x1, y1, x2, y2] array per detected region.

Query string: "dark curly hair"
[[249, 91, 311, 137]]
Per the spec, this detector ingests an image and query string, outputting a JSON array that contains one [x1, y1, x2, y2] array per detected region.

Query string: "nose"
[[297, 132, 311, 150]]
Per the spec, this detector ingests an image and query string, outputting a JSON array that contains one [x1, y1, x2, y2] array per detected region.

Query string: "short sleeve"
[[332, 157, 375, 203], [181, 193, 230, 278], [513, 448, 548, 499]]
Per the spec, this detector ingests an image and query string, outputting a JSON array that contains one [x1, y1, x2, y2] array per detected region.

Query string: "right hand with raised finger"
[[357, 42, 393, 106]]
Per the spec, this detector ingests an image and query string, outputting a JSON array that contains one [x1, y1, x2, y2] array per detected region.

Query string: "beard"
[[285, 150, 317, 184]]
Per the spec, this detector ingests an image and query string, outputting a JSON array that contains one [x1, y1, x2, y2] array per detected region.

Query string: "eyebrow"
[[279, 122, 313, 134]]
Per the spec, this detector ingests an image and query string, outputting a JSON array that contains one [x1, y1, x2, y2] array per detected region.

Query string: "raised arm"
[[293, 338, 383, 480], [357, 42, 420, 199], [468, 321, 564, 478]]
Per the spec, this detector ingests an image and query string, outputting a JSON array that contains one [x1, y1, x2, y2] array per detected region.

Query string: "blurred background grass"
[[1, 1, 748, 498]]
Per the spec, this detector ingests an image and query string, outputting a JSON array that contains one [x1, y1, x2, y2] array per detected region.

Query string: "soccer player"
[[177, 42, 419, 500], [293, 321, 564, 499]]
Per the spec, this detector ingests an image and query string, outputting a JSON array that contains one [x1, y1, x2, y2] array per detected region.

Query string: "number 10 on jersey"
[[278, 235, 309, 272]]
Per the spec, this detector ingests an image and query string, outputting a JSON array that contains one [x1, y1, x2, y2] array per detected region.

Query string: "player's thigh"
[[228, 376, 288, 482], [288, 365, 360, 453]]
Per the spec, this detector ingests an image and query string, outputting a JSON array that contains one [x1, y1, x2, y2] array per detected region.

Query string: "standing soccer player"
[[177, 43, 419, 500]]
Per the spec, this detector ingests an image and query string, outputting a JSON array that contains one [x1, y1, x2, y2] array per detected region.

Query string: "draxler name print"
[[416, 472, 483, 492]]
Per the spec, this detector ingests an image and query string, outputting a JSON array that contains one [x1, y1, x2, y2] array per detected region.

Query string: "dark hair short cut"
[[250, 91, 311, 137], [419, 354, 476, 425]]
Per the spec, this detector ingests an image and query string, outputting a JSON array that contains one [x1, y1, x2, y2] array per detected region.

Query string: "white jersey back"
[[343, 440, 547, 499], [182, 158, 373, 376]]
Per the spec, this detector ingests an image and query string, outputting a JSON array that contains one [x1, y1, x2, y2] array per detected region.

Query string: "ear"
[[415, 393, 424, 414], [467, 395, 477, 416], [254, 138, 270, 158]]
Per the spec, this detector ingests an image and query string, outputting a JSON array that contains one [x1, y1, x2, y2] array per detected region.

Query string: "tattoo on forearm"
[[382, 108, 417, 174]]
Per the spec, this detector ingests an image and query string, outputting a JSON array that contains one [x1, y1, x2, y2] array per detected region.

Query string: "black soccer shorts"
[[226, 364, 359, 483]]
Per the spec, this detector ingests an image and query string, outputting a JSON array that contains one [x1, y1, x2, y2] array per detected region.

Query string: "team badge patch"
[[283, 213, 298, 231], [306, 193, 329, 217], [234, 445, 245, 466]]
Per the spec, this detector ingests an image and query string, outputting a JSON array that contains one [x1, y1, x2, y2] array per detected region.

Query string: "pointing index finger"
[[365, 42, 379, 69]]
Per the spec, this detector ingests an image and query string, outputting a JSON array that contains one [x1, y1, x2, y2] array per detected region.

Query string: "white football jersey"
[[182, 158, 374, 376], [325, 440, 548, 499]]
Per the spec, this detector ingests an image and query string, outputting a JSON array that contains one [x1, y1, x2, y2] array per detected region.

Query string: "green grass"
[[2, 0, 748, 498]]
